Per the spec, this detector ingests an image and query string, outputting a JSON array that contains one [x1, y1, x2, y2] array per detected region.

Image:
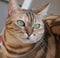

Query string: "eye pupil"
[[34, 24, 40, 29], [17, 20, 25, 27]]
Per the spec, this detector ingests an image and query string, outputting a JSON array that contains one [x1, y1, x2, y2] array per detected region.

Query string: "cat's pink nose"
[[25, 26, 33, 36]]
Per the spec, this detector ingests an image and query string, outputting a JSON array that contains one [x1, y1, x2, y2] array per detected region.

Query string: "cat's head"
[[6, 0, 49, 44]]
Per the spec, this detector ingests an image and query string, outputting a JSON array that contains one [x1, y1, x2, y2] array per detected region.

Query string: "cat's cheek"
[[21, 33, 28, 39], [29, 30, 44, 43], [29, 34, 38, 43]]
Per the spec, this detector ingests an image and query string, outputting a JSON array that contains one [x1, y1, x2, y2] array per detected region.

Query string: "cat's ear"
[[8, 0, 20, 16], [34, 4, 50, 16]]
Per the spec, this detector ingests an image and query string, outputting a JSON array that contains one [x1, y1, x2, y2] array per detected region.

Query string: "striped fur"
[[44, 15, 60, 58], [0, 1, 60, 57], [2, 10, 45, 58], [1, 10, 60, 58]]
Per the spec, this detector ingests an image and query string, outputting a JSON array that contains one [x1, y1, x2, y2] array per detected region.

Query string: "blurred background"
[[0, 0, 60, 34]]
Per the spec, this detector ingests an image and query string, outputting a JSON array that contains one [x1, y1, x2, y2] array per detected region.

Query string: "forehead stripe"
[[26, 11, 34, 25]]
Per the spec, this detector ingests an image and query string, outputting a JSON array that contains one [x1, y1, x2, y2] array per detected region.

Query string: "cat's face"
[[6, 0, 49, 44], [6, 10, 44, 44]]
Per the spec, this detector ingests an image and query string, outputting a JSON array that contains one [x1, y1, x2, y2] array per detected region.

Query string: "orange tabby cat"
[[1, 0, 60, 58]]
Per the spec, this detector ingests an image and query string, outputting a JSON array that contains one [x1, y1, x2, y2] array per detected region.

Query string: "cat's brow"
[[25, 11, 34, 26]]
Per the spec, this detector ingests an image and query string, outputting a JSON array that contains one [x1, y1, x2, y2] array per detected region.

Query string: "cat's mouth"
[[14, 33, 43, 44], [22, 36, 40, 44]]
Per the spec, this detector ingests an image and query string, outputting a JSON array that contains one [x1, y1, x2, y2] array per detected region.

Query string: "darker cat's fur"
[[1, 0, 60, 58]]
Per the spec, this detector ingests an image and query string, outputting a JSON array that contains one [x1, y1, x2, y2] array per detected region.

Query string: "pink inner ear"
[[8, 2, 13, 15], [0, 36, 2, 42], [8, 0, 20, 16]]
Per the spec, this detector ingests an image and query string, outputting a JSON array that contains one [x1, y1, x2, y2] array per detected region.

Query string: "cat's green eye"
[[17, 20, 25, 27], [33, 24, 40, 29]]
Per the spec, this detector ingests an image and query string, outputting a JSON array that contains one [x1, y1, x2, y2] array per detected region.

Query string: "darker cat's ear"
[[8, 0, 20, 16], [34, 4, 50, 16]]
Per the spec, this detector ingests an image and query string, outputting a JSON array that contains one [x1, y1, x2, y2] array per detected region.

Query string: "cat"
[[1, 0, 60, 58]]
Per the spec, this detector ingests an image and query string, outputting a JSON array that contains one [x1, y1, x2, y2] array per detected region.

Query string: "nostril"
[[26, 37, 29, 39], [34, 34, 36, 36], [28, 33, 31, 36]]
